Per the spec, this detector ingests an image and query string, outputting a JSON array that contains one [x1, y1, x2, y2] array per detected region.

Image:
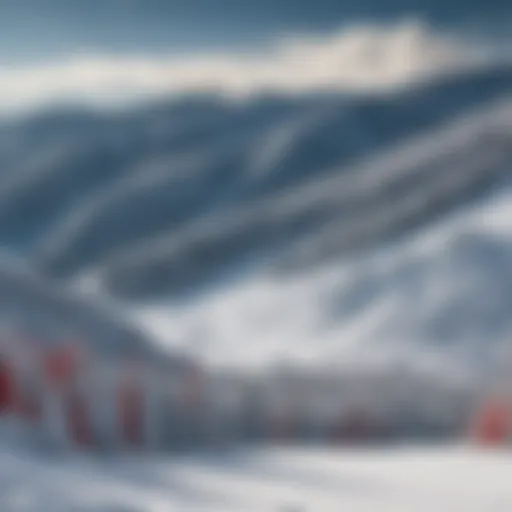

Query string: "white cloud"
[[0, 20, 491, 114]]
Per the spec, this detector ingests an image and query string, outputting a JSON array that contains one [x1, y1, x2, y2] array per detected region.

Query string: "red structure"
[[44, 344, 95, 447], [0, 359, 14, 414], [44, 345, 82, 387], [470, 400, 511, 446]]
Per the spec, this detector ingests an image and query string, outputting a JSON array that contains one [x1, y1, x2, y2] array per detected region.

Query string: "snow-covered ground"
[[0, 444, 510, 512]]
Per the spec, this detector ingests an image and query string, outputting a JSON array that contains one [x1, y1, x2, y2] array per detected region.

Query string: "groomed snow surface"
[[0, 443, 510, 512]]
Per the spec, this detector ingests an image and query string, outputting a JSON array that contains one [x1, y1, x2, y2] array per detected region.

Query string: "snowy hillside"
[[0, 14, 512, 512], [0, 444, 510, 512], [0, 23, 509, 431]]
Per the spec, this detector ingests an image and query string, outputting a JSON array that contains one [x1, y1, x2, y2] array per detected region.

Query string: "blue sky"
[[0, 0, 507, 63], [0, 0, 506, 115]]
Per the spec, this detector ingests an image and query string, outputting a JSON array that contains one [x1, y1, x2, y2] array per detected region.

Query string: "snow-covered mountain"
[[0, 22, 510, 400]]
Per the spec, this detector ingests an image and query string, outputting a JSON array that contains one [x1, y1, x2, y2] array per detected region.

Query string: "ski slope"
[[0, 445, 510, 512]]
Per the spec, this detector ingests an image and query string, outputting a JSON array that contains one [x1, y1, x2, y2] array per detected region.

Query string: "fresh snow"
[[0, 444, 510, 512]]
